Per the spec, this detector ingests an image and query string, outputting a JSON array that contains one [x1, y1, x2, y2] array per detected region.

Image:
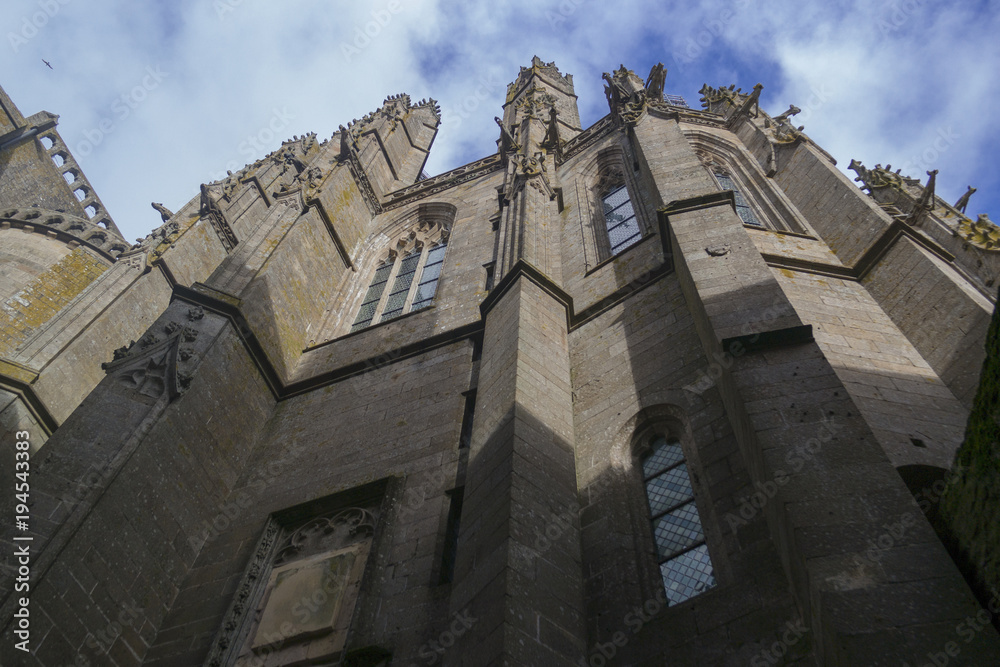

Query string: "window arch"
[[590, 146, 647, 261], [601, 181, 642, 255], [350, 204, 453, 333], [637, 432, 717, 605], [688, 134, 810, 234]]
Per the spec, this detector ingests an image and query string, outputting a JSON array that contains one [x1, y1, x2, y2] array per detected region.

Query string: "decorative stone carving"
[[699, 83, 742, 109], [386, 215, 450, 262], [495, 116, 520, 154], [706, 244, 731, 257], [200, 184, 239, 252], [514, 83, 557, 119], [959, 214, 1000, 251], [383, 154, 504, 211], [204, 520, 282, 667], [151, 202, 173, 223], [273, 508, 376, 566], [906, 169, 938, 225], [221, 171, 240, 200], [847, 159, 920, 194], [954, 186, 977, 214], [772, 104, 801, 124], [101, 316, 203, 400], [604, 65, 650, 124], [645, 63, 666, 101]]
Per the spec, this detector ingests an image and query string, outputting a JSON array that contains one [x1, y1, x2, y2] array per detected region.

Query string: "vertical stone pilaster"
[[450, 263, 585, 666]]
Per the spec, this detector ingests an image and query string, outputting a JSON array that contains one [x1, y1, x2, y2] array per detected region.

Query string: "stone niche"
[[234, 507, 377, 666]]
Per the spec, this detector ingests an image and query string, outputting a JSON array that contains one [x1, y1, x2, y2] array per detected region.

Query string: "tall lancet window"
[[350, 204, 453, 333], [641, 435, 717, 605], [602, 183, 643, 255], [713, 171, 762, 227]]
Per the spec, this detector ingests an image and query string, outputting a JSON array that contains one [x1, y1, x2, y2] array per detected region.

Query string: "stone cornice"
[[0, 357, 56, 435], [0, 209, 128, 261], [383, 154, 504, 211], [480, 258, 674, 332]]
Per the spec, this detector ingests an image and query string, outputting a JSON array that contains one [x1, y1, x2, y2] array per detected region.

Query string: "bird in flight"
[[42, 59, 53, 69]]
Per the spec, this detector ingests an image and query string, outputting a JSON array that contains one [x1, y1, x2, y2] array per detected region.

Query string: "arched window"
[[601, 182, 642, 255], [640, 434, 717, 605], [350, 206, 452, 333], [713, 171, 763, 227]]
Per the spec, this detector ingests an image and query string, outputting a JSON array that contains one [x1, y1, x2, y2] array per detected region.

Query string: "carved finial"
[[906, 169, 938, 225], [495, 117, 519, 153], [645, 63, 666, 101], [954, 186, 977, 214]]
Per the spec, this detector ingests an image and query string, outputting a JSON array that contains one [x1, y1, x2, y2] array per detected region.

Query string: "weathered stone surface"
[[0, 61, 997, 666]]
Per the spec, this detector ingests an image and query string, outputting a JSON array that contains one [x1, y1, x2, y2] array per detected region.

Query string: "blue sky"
[[2, 0, 998, 242]]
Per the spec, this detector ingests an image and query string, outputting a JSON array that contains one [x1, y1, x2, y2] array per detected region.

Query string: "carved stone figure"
[[954, 186, 977, 214], [151, 202, 173, 222]]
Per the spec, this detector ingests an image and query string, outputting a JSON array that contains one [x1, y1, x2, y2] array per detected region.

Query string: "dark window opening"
[[440, 487, 464, 584], [459, 390, 477, 449]]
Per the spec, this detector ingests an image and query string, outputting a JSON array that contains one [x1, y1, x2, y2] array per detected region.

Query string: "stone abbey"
[[1, 57, 999, 665]]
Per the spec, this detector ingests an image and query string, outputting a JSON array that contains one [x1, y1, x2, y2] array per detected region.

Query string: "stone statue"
[[151, 202, 173, 222], [954, 186, 977, 214], [645, 63, 666, 101], [773, 104, 801, 123]]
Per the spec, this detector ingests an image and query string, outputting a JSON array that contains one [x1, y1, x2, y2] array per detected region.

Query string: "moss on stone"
[[941, 285, 1000, 597]]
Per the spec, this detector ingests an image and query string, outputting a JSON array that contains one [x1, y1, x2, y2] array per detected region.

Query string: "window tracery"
[[350, 211, 451, 332]]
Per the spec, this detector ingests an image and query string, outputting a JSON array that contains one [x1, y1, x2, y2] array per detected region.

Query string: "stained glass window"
[[642, 436, 717, 605]]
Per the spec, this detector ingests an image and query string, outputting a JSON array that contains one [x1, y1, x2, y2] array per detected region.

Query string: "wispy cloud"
[[2, 0, 996, 241]]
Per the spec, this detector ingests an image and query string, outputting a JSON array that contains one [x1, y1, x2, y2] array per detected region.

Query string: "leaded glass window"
[[642, 436, 717, 605], [350, 241, 447, 333], [602, 183, 642, 255], [350, 263, 393, 332], [411, 243, 446, 310], [714, 172, 762, 227]]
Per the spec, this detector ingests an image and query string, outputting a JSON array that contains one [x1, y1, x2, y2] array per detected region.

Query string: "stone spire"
[[502, 56, 581, 143], [493, 58, 574, 282]]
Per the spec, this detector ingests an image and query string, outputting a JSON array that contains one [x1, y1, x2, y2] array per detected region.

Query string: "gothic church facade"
[[1, 58, 999, 665]]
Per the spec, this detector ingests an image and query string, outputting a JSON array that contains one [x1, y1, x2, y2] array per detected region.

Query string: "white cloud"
[[2, 0, 996, 242]]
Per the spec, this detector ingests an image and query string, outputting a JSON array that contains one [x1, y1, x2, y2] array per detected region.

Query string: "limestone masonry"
[[1, 58, 999, 665]]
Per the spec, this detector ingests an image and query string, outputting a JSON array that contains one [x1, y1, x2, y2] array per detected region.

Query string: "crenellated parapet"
[[335, 93, 441, 200], [848, 158, 1000, 288]]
